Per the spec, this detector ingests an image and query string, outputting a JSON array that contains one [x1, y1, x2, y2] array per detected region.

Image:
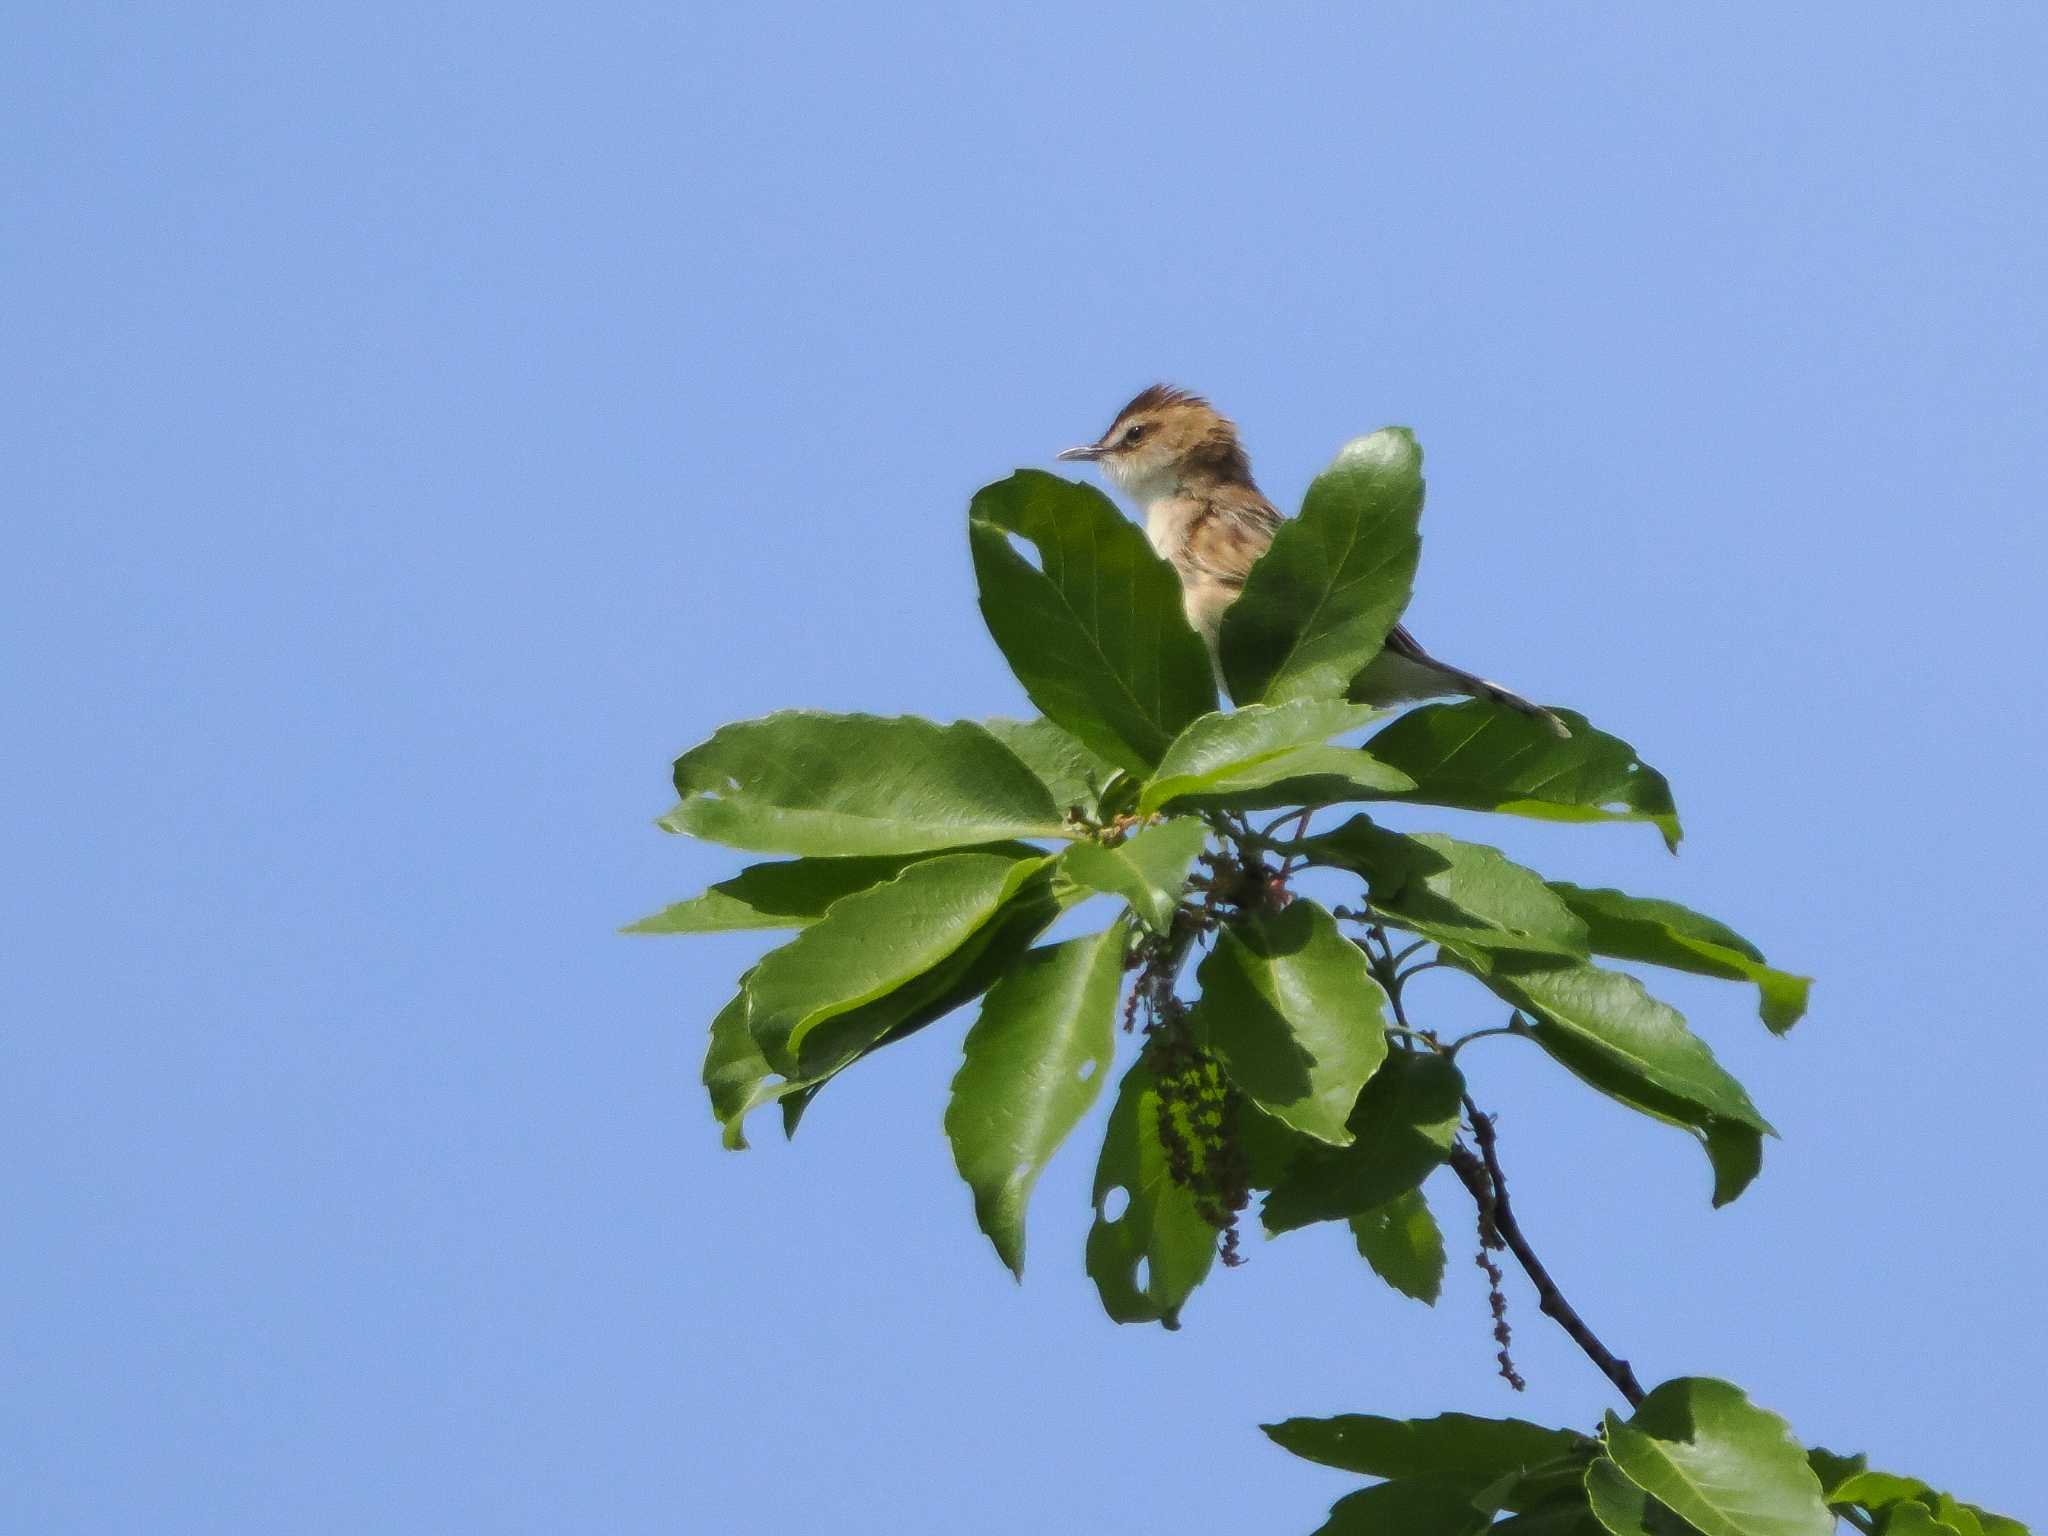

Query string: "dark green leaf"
[[1349, 1186, 1446, 1304], [626, 851, 938, 934], [1885, 1509, 1970, 1536], [983, 716, 1118, 817], [1262, 1051, 1466, 1233], [746, 850, 1048, 1075], [1548, 883, 1811, 1034], [1220, 427, 1425, 707], [666, 711, 1067, 856], [1303, 817, 1590, 959], [1602, 1378, 1832, 1536], [1085, 1057, 1218, 1329], [945, 920, 1128, 1277], [1190, 901, 1389, 1145], [970, 471, 1216, 773], [1265, 1412, 1585, 1484], [1519, 1018, 1765, 1206], [1364, 703, 1682, 851], [1061, 818, 1209, 932], [702, 982, 787, 1150], [1137, 700, 1412, 814], [1311, 1475, 1500, 1536], [1463, 955, 1773, 1135]]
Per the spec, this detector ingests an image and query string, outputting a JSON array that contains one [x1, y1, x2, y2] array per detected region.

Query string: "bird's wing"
[[1179, 487, 1281, 589]]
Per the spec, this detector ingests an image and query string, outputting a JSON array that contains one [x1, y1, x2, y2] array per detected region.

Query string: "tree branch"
[[1446, 1097, 1646, 1408]]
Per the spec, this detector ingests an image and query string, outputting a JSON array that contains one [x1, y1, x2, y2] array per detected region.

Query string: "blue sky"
[[5, 4, 2043, 1531]]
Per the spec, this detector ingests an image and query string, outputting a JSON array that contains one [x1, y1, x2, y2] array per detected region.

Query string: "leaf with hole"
[[945, 920, 1127, 1277], [1085, 1057, 1220, 1329]]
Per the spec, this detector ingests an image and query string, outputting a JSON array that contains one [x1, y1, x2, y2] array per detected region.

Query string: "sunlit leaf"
[[1601, 1378, 1832, 1536], [1220, 427, 1425, 707], [666, 711, 1067, 855], [970, 471, 1216, 773], [1137, 700, 1411, 814], [746, 850, 1048, 1075], [1061, 818, 1209, 932]]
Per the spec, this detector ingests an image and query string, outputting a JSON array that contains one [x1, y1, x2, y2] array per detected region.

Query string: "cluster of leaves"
[[638, 428, 2024, 1535], [1266, 1382, 2025, 1536]]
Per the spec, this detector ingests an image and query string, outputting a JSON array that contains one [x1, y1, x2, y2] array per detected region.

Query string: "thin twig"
[[1446, 1099, 1646, 1407]]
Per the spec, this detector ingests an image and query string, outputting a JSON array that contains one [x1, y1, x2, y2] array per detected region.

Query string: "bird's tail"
[[1370, 625, 1573, 738]]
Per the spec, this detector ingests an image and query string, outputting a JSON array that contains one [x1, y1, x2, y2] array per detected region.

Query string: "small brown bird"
[[1059, 385, 1569, 736]]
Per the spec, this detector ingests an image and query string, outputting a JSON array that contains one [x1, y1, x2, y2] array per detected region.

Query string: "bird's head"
[[1058, 385, 1252, 500]]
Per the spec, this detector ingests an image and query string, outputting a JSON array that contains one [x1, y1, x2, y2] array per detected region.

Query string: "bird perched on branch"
[[1058, 385, 1569, 736]]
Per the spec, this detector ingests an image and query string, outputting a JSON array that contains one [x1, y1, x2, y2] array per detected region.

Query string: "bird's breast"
[[1142, 496, 1203, 564]]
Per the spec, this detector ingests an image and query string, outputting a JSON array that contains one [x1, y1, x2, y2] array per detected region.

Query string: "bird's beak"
[[1056, 444, 1106, 462]]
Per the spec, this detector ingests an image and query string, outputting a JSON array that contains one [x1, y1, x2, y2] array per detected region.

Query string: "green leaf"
[[1364, 703, 1682, 851], [1220, 427, 1425, 707], [1302, 817, 1590, 959], [1189, 901, 1389, 1145], [1060, 818, 1209, 932], [1602, 1378, 1833, 1536], [1349, 1186, 1447, 1304], [970, 471, 1217, 773], [982, 716, 1118, 816], [1262, 1051, 1466, 1233], [945, 920, 1127, 1277], [1830, 1474, 1935, 1510], [1804, 1450, 1867, 1502], [1462, 954, 1774, 1136], [1584, 1457, 1664, 1536], [1548, 883, 1811, 1034], [666, 711, 1067, 856], [746, 850, 1048, 1075], [1886, 1509, 1971, 1536], [1264, 1412, 1584, 1484], [625, 852, 938, 934], [1137, 700, 1412, 814], [1085, 1057, 1219, 1329], [1311, 1475, 1501, 1536], [1521, 1018, 1765, 1207], [772, 872, 1070, 1136], [702, 982, 787, 1150]]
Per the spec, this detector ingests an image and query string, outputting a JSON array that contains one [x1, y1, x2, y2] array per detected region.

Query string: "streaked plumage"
[[1058, 386, 1569, 736]]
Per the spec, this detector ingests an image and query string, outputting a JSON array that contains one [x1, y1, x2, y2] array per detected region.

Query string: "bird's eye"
[[1121, 424, 1148, 447]]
